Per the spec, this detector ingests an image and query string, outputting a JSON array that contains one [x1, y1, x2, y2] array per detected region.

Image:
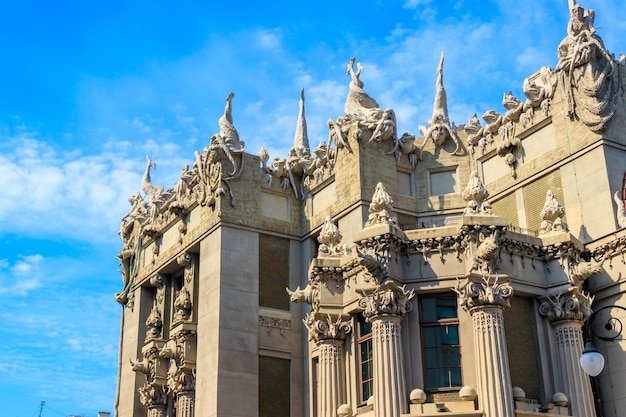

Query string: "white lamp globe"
[[580, 342, 605, 377]]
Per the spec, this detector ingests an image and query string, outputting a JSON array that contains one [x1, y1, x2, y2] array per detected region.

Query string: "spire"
[[293, 87, 310, 153], [431, 51, 449, 125]]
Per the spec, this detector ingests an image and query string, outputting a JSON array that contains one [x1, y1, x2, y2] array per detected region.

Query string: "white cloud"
[[0, 254, 43, 295]]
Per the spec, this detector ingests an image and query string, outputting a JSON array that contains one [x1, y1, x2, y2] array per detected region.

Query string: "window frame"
[[357, 315, 373, 405], [419, 294, 463, 391]]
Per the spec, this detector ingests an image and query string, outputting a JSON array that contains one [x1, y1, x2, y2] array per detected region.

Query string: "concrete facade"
[[114, 3, 626, 417]]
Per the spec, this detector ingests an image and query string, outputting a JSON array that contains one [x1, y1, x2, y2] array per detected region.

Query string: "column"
[[318, 340, 346, 417], [457, 274, 515, 417], [304, 314, 351, 417], [359, 280, 414, 417], [539, 293, 596, 417], [175, 391, 195, 417]]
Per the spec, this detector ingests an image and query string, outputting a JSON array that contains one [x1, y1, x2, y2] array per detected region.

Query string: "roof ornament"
[[418, 52, 461, 160]]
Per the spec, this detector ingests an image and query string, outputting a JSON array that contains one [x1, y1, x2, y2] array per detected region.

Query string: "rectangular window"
[[429, 168, 458, 196], [420, 295, 462, 390], [259, 234, 290, 310], [358, 316, 373, 403], [259, 356, 291, 417]]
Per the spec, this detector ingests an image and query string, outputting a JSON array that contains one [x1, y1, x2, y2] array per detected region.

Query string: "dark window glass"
[[420, 295, 462, 390]]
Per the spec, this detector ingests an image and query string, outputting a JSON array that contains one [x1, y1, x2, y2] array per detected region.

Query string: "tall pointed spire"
[[431, 51, 449, 125], [293, 87, 310, 154]]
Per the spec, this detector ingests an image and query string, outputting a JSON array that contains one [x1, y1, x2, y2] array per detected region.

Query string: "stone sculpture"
[[344, 57, 379, 116], [365, 182, 398, 228], [556, 0, 618, 132], [418, 52, 461, 160], [462, 171, 493, 215], [613, 191, 626, 228], [539, 190, 567, 235]]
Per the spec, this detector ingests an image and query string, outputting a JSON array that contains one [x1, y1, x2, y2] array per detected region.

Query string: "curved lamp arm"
[[580, 305, 626, 376]]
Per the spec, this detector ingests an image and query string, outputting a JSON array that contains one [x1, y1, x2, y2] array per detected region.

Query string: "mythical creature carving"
[[569, 260, 603, 289], [556, 0, 618, 132], [386, 132, 419, 168], [418, 52, 461, 160], [260, 89, 339, 199], [539, 190, 567, 235], [462, 171, 493, 215], [344, 57, 379, 116], [339, 58, 398, 148], [523, 66, 557, 115]]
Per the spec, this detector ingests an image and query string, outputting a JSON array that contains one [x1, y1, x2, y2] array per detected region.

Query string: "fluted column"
[[539, 292, 596, 417], [457, 274, 514, 417], [304, 314, 352, 417], [371, 317, 406, 417], [147, 405, 167, 417], [318, 340, 346, 417], [176, 391, 195, 417], [359, 280, 414, 417]]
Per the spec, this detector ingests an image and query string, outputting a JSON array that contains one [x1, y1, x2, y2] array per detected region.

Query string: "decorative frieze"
[[258, 315, 292, 335]]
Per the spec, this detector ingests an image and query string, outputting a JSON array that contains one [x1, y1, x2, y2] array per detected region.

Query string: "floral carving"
[[365, 182, 398, 228], [318, 216, 351, 257], [462, 171, 493, 215]]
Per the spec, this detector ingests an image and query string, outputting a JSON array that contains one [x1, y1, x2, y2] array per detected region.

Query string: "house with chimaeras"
[[113, 2, 626, 417]]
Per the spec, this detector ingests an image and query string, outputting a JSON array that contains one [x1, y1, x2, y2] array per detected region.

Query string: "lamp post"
[[580, 305, 626, 376]]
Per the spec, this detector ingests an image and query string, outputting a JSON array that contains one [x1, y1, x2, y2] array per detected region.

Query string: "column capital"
[[539, 290, 592, 323], [455, 273, 513, 312], [304, 313, 352, 343], [359, 279, 414, 321]]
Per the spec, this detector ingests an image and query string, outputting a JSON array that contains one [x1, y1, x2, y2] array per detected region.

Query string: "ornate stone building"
[[114, 2, 626, 417]]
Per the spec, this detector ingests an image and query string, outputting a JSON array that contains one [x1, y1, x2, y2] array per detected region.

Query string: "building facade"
[[114, 2, 626, 416]]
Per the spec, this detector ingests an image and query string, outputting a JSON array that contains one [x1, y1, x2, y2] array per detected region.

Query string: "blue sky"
[[1, 1, 625, 416]]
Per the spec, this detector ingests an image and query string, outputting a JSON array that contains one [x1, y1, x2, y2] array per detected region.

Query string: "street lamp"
[[580, 305, 626, 376]]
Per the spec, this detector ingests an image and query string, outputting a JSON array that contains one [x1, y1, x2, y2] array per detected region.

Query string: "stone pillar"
[[304, 314, 352, 417], [359, 280, 414, 417], [318, 340, 346, 417], [539, 293, 596, 417], [175, 391, 195, 417], [146, 405, 167, 417], [457, 274, 515, 417], [371, 316, 407, 417]]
